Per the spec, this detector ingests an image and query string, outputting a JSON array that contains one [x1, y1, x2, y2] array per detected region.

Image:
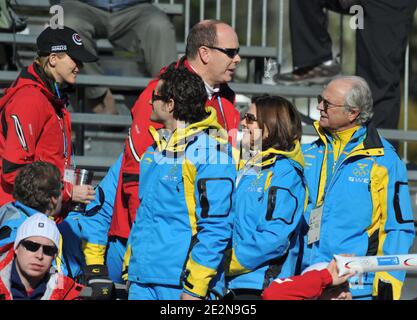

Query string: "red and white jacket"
[[108, 57, 240, 239], [0, 243, 84, 300], [0, 63, 73, 208], [262, 269, 333, 300]]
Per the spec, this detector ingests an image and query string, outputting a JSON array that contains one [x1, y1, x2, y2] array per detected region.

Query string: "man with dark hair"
[[76, 20, 241, 286], [125, 67, 236, 300], [0, 162, 63, 247]]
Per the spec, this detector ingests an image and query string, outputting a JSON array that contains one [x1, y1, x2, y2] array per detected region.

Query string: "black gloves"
[[79, 265, 115, 300]]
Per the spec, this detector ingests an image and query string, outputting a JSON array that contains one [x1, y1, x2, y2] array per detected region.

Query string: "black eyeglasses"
[[152, 90, 166, 103], [20, 239, 58, 257], [317, 94, 346, 112], [242, 112, 257, 122], [204, 45, 240, 59]]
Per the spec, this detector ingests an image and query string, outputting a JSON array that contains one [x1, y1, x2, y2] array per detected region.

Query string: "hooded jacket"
[[226, 142, 307, 291], [301, 121, 415, 300], [109, 57, 240, 240], [0, 63, 73, 207], [79, 57, 240, 266], [0, 243, 84, 300], [125, 108, 236, 298]]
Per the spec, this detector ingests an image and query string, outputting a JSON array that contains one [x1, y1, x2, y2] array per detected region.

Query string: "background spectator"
[[274, 0, 417, 130], [60, 0, 178, 115]]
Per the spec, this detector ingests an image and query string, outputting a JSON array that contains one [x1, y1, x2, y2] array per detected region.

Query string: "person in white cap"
[[0, 213, 84, 300], [262, 259, 355, 300]]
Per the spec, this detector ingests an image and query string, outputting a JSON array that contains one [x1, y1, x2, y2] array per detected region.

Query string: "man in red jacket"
[[262, 259, 355, 300], [79, 20, 242, 284]]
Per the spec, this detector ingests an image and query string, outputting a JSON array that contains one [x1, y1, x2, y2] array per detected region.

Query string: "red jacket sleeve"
[[1, 89, 47, 187], [262, 269, 333, 300]]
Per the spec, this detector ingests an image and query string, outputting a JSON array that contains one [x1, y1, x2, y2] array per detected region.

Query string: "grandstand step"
[[0, 70, 322, 97], [0, 33, 277, 58]]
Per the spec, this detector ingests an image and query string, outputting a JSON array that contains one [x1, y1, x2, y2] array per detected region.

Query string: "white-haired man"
[[301, 76, 415, 300]]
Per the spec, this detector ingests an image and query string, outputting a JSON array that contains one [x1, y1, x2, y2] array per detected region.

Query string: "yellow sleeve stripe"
[[184, 256, 217, 298], [226, 248, 251, 277], [367, 162, 382, 238], [56, 234, 63, 273], [82, 241, 106, 265], [182, 159, 198, 236], [373, 272, 404, 300], [122, 244, 132, 280]]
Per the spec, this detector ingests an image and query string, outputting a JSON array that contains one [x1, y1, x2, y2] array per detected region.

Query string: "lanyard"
[[217, 96, 227, 131], [55, 83, 72, 167]]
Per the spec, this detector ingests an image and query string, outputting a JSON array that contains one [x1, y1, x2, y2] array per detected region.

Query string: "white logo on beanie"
[[72, 33, 82, 46]]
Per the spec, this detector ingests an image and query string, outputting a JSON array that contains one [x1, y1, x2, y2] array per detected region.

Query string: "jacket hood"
[[0, 63, 65, 112], [313, 121, 384, 157], [149, 107, 229, 153], [242, 140, 305, 170]]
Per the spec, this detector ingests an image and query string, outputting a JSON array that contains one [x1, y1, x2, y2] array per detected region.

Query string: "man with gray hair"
[[301, 76, 415, 300]]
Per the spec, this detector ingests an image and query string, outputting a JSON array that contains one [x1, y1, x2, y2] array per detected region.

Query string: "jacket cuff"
[[226, 248, 251, 277], [82, 241, 106, 265], [183, 257, 217, 298], [318, 269, 333, 287]]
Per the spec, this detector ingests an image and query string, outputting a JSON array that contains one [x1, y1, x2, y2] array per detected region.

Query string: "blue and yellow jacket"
[[302, 121, 415, 299], [125, 108, 236, 298], [225, 141, 307, 290], [56, 153, 123, 279]]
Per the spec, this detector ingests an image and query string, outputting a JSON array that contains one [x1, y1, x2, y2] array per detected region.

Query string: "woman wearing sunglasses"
[[0, 213, 84, 300], [224, 95, 307, 299]]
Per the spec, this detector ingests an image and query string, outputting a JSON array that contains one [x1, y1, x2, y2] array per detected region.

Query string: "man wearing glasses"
[[0, 213, 84, 300], [76, 20, 241, 286], [301, 76, 415, 300]]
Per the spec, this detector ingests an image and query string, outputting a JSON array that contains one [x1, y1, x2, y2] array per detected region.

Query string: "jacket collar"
[[241, 140, 305, 171], [149, 107, 228, 153], [313, 121, 384, 157]]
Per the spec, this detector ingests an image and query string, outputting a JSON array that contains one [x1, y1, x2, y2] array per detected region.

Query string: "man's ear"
[[166, 98, 175, 114], [48, 53, 58, 67], [198, 46, 210, 64], [348, 109, 360, 123]]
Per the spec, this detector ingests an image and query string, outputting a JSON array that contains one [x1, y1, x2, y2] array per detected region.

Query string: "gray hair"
[[339, 76, 374, 125]]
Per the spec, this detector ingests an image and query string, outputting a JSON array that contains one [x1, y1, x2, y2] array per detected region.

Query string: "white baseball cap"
[[14, 213, 60, 250], [301, 262, 329, 275]]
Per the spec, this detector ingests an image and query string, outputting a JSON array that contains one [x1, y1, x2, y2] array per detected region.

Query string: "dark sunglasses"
[[204, 45, 240, 59], [242, 112, 257, 122], [20, 239, 58, 257], [152, 90, 166, 103], [317, 94, 346, 112]]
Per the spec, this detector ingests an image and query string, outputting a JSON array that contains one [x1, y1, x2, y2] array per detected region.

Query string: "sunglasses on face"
[[204, 45, 240, 59], [152, 90, 166, 104], [242, 112, 257, 122], [317, 94, 346, 112], [20, 239, 58, 257]]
